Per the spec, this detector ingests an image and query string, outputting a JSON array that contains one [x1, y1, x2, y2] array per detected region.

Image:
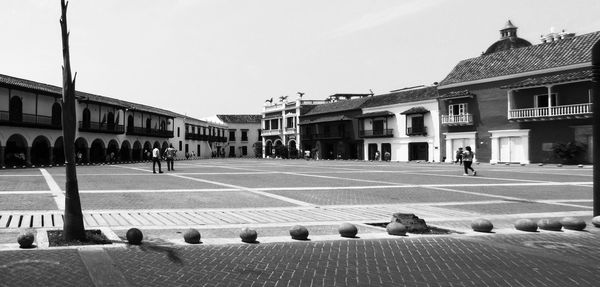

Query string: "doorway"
[[409, 142, 428, 161]]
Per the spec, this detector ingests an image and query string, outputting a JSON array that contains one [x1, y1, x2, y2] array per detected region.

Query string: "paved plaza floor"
[[0, 159, 598, 286]]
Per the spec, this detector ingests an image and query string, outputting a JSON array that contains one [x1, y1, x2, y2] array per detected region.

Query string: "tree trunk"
[[60, 0, 85, 241]]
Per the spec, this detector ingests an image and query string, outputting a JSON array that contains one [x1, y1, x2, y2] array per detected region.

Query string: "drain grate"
[[0, 214, 63, 228]]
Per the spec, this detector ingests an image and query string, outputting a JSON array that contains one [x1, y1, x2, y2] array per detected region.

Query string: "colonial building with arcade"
[[0, 73, 228, 167]]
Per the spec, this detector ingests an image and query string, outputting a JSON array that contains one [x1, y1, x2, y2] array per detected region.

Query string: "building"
[[359, 86, 440, 162], [299, 94, 372, 160], [0, 73, 226, 167], [438, 21, 599, 164], [215, 114, 262, 158], [261, 95, 326, 158]]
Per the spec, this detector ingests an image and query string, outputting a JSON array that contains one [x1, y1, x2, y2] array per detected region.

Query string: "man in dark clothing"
[[164, 144, 177, 171]]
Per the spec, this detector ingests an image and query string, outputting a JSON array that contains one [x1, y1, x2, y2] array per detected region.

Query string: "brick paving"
[[0, 160, 597, 286]]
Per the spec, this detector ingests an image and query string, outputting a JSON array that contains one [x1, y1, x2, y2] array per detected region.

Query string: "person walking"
[[455, 147, 463, 165], [462, 146, 476, 176], [152, 146, 163, 174], [164, 144, 176, 171]]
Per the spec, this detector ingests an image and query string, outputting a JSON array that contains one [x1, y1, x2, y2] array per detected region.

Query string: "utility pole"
[[60, 0, 86, 241], [593, 39, 600, 217]]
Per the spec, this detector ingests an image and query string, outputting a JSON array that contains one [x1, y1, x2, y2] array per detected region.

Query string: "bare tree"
[[60, 0, 85, 241]]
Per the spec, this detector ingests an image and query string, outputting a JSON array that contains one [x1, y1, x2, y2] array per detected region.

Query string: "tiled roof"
[[303, 97, 371, 116], [400, 106, 429, 115], [0, 73, 180, 118], [216, 114, 262, 123], [439, 31, 600, 87], [362, 86, 438, 108], [438, 90, 475, 99], [299, 115, 351, 125], [355, 111, 395, 118], [500, 69, 592, 89]]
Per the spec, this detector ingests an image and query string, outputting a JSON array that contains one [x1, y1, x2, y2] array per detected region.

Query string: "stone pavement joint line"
[[40, 168, 65, 211], [78, 247, 131, 287]]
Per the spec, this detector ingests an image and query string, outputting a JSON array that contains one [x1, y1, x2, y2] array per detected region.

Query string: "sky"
[[2, 0, 600, 118]]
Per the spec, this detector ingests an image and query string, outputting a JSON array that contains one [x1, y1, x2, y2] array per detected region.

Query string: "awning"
[[501, 69, 592, 89], [299, 115, 351, 125], [400, 106, 429, 115], [438, 90, 475, 100], [355, 111, 395, 119]]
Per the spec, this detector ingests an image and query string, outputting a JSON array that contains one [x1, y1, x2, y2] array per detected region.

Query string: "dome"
[[483, 20, 532, 55], [484, 37, 532, 55]]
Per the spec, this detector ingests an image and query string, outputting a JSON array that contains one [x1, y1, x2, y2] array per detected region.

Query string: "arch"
[[153, 141, 160, 149], [31, 136, 51, 166], [107, 139, 119, 162], [5, 134, 27, 166], [288, 140, 298, 159], [265, 140, 273, 157], [120, 140, 131, 161], [51, 102, 62, 127], [161, 141, 168, 153], [143, 141, 152, 160], [53, 137, 65, 165], [9, 97, 23, 122], [75, 137, 88, 163], [132, 140, 142, 161], [82, 108, 91, 129], [90, 138, 106, 163], [107, 112, 115, 130]]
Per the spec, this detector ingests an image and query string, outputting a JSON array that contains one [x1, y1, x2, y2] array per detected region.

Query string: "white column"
[[444, 134, 452, 163], [521, 133, 530, 164], [547, 86, 553, 116], [507, 90, 513, 119], [490, 135, 499, 164]]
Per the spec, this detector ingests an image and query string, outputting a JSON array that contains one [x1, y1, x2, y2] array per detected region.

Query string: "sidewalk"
[[1, 219, 599, 287]]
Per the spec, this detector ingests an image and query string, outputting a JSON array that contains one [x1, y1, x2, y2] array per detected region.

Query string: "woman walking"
[[462, 146, 477, 176]]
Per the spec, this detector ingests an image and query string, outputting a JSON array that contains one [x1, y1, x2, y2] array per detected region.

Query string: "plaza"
[[0, 159, 598, 286]]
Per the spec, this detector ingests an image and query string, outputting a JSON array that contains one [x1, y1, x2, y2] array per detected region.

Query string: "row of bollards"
[[472, 216, 599, 233]]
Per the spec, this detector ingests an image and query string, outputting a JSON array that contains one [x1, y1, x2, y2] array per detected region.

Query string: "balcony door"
[[373, 120, 384, 136], [499, 137, 523, 163]]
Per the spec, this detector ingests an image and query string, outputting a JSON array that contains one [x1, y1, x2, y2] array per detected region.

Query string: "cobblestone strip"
[[78, 247, 131, 287]]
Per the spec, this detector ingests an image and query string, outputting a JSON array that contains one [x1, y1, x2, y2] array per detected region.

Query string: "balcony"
[[509, 103, 592, 121], [125, 126, 173, 138], [264, 103, 283, 112], [262, 129, 282, 136], [359, 129, 394, 138], [441, 114, 473, 126], [0, 112, 62, 129], [406, 127, 427, 136], [284, 127, 296, 134], [185, 133, 211, 141], [79, 121, 125, 134], [312, 131, 344, 140]]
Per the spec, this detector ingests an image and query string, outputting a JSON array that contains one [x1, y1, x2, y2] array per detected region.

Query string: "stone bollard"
[[338, 223, 358, 238], [471, 218, 493, 232], [126, 228, 143, 245], [592, 216, 600, 227], [183, 228, 201, 244], [17, 229, 36, 248], [560, 217, 586, 231], [240, 228, 258, 243], [514, 219, 538, 232], [386, 222, 407, 236], [537, 219, 562, 231], [289, 225, 309, 240]]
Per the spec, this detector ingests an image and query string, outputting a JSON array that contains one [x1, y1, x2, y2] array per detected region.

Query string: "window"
[[229, 146, 235, 157], [264, 120, 270, 130], [241, 130, 248, 142], [373, 120, 384, 132], [229, 130, 236, 141], [286, 117, 294, 128], [177, 127, 180, 137], [407, 114, 426, 135], [258, 129, 262, 141], [271, 119, 279, 129], [242, 146, 248, 155], [179, 141, 182, 151], [449, 103, 468, 115], [82, 108, 91, 129]]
